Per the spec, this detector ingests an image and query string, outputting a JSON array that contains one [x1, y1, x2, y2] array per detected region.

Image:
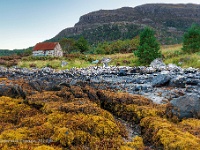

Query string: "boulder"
[[186, 79, 199, 85], [150, 58, 166, 69], [0, 84, 26, 99], [169, 94, 200, 119], [169, 76, 186, 88], [118, 69, 127, 76], [184, 67, 198, 73], [152, 74, 171, 87], [130, 67, 141, 73], [45, 82, 61, 91], [29, 80, 44, 92]]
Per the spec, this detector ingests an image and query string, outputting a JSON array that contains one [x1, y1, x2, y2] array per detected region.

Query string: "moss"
[[120, 146, 135, 150], [42, 101, 64, 114], [0, 122, 14, 133], [56, 87, 74, 100], [179, 118, 200, 138], [125, 104, 158, 122], [97, 90, 166, 123], [66, 114, 121, 139], [83, 85, 100, 105], [34, 145, 55, 150], [19, 114, 47, 128], [0, 143, 40, 150], [140, 117, 200, 150], [90, 137, 124, 150], [70, 86, 87, 98], [28, 122, 54, 140], [59, 99, 115, 121], [97, 90, 152, 106], [0, 96, 39, 124], [0, 127, 29, 147], [27, 91, 62, 106], [51, 127, 74, 146], [124, 136, 145, 150], [47, 112, 69, 125], [73, 130, 91, 145]]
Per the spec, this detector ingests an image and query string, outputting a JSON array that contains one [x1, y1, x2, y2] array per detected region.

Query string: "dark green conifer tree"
[[182, 24, 200, 53], [134, 27, 161, 65]]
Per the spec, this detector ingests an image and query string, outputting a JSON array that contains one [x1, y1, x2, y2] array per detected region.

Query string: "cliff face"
[[52, 3, 200, 44]]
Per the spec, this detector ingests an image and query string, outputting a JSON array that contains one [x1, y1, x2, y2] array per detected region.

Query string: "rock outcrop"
[[0, 60, 200, 120], [52, 4, 200, 45], [0, 61, 200, 149]]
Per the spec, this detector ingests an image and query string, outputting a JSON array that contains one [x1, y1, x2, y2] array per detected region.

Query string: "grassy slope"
[[18, 44, 200, 69]]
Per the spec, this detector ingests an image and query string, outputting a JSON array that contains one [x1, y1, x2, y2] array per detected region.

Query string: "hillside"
[[52, 3, 200, 45]]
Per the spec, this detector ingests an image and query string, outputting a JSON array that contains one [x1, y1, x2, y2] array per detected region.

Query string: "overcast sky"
[[0, 0, 200, 49]]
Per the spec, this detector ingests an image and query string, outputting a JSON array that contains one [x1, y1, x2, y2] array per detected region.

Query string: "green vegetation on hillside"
[[92, 37, 139, 54], [0, 48, 32, 56], [52, 24, 142, 45]]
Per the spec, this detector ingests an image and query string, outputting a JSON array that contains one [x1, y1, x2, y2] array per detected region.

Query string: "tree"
[[59, 38, 75, 54], [182, 24, 200, 53], [130, 36, 140, 52], [134, 27, 161, 65], [75, 36, 89, 53]]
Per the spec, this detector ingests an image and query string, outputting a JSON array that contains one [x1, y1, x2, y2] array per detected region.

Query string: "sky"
[[0, 0, 200, 50]]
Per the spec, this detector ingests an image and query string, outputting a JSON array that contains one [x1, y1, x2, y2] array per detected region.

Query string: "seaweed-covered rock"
[[29, 80, 43, 92], [0, 84, 26, 98], [140, 116, 200, 150]]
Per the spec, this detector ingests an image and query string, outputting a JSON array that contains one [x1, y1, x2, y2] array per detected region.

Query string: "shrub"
[[29, 63, 36, 68], [134, 27, 161, 65], [182, 24, 200, 53]]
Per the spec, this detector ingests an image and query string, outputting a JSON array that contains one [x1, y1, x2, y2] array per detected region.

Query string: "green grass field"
[[18, 44, 200, 69]]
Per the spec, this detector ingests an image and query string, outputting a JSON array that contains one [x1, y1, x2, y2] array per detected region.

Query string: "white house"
[[33, 42, 63, 57]]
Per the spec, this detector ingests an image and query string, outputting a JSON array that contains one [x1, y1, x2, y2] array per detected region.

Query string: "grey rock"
[[61, 61, 68, 67], [186, 79, 199, 85], [169, 94, 200, 119], [118, 69, 127, 76], [130, 67, 141, 73], [0, 84, 26, 99], [150, 58, 166, 69], [92, 60, 99, 64], [184, 67, 198, 73], [152, 74, 171, 87], [169, 75, 186, 88]]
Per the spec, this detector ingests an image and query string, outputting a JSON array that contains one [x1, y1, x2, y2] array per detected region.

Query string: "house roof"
[[33, 42, 58, 51]]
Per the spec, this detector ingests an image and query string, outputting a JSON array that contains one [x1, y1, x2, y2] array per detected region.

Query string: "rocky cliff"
[[52, 3, 200, 45]]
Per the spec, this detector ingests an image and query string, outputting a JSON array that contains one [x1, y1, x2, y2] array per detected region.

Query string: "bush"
[[134, 27, 161, 65], [29, 63, 36, 68], [182, 24, 200, 53]]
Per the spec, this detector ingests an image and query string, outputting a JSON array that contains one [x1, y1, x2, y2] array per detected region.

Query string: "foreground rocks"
[[170, 94, 200, 119], [0, 61, 200, 149], [0, 78, 200, 149], [0, 59, 200, 120]]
